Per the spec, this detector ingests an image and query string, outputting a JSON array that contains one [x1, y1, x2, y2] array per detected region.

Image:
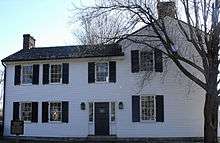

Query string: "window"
[[50, 102, 62, 122], [20, 102, 32, 121], [141, 96, 155, 121], [50, 64, 62, 83], [96, 63, 108, 82], [89, 102, 94, 122], [131, 49, 163, 73], [22, 65, 33, 84], [140, 51, 153, 71], [110, 102, 115, 122]]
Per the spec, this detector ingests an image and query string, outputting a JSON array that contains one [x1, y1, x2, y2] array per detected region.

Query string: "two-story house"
[[1, 1, 217, 139]]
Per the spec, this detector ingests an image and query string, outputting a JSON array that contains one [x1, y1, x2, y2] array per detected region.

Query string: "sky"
[[0, 0, 74, 61], [0, 0, 95, 106]]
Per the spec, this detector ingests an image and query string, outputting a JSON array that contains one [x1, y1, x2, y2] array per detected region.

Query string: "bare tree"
[[73, 12, 131, 45], [75, 0, 220, 142]]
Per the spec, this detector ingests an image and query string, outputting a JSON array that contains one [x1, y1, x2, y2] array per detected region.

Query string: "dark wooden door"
[[95, 102, 109, 135]]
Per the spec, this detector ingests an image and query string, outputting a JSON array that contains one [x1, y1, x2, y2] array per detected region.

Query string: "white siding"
[[3, 45, 207, 138], [3, 19, 209, 137]]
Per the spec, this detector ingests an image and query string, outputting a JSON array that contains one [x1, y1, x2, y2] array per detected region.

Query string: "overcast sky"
[[0, 0, 95, 106]]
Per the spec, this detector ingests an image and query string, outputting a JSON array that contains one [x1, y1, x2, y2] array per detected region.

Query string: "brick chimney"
[[23, 34, 35, 49], [157, 1, 176, 19]]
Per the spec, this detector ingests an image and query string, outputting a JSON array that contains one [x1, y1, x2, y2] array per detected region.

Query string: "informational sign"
[[11, 120, 24, 135]]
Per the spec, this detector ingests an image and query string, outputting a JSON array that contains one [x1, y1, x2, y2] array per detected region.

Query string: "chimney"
[[23, 34, 35, 49], [157, 1, 176, 19]]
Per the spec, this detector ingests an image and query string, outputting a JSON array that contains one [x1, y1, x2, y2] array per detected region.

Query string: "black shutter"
[[43, 64, 49, 84], [14, 65, 21, 85], [132, 96, 140, 122], [109, 61, 116, 83], [32, 64, 39, 84], [154, 49, 163, 72], [156, 95, 164, 122], [31, 102, 38, 122], [62, 63, 69, 84], [88, 62, 95, 83], [13, 102, 19, 121], [131, 50, 139, 73], [42, 102, 48, 123], [62, 101, 69, 123]]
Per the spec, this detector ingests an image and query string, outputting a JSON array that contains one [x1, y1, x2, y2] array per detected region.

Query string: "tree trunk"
[[204, 92, 218, 143]]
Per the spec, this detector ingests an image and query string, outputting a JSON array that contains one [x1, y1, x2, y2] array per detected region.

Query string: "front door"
[[95, 102, 109, 135]]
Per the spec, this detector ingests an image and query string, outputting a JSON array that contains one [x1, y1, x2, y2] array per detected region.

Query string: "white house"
[[1, 1, 217, 139]]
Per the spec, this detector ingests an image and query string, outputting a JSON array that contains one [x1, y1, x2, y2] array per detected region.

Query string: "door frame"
[[94, 102, 110, 136]]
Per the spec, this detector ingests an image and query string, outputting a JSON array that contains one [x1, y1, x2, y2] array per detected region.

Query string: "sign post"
[[11, 120, 24, 143]]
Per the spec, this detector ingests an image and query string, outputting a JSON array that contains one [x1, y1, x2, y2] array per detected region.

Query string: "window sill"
[[48, 121, 63, 124], [132, 70, 164, 74], [20, 84, 33, 86], [95, 81, 109, 84], [110, 121, 116, 124], [132, 70, 154, 74], [89, 82, 116, 84], [15, 83, 69, 86], [140, 120, 156, 123], [23, 121, 34, 124], [49, 82, 63, 85], [43, 83, 69, 86]]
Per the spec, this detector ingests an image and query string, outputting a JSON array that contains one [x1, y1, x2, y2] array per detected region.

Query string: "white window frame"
[[139, 50, 154, 72], [21, 65, 33, 85], [49, 64, 62, 84], [110, 102, 116, 123], [49, 102, 62, 123], [140, 95, 156, 122], [95, 62, 109, 83], [88, 102, 94, 123], [19, 102, 32, 122]]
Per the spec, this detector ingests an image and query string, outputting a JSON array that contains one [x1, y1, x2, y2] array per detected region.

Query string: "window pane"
[[111, 102, 115, 122], [141, 96, 155, 121], [22, 66, 33, 84], [50, 102, 62, 121], [21, 103, 32, 121], [50, 65, 62, 83], [140, 51, 153, 71], [96, 63, 108, 82], [89, 102, 93, 122]]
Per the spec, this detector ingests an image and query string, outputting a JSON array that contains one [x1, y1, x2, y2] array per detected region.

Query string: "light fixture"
[[119, 102, 123, 109], [81, 102, 86, 110]]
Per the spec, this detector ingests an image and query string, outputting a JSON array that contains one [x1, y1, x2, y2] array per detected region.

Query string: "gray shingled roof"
[[2, 44, 124, 62]]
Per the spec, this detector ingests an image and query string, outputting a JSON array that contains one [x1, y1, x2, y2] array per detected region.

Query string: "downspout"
[[1, 62, 6, 136]]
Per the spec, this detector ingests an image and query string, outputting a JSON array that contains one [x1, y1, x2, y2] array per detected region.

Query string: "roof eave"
[[1, 53, 125, 63]]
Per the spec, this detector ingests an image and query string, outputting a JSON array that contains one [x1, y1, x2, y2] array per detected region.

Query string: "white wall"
[[3, 17, 210, 137], [3, 44, 206, 138]]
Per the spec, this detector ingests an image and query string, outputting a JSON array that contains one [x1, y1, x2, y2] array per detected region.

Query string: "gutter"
[[1, 53, 125, 63], [1, 62, 6, 136]]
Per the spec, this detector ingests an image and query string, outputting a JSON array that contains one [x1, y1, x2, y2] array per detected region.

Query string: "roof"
[[2, 43, 124, 62]]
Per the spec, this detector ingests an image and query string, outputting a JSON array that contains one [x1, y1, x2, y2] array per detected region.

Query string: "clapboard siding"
[[3, 33, 209, 138], [3, 54, 206, 138]]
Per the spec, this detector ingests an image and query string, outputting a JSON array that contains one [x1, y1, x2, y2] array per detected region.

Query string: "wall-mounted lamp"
[[81, 102, 86, 110], [119, 102, 123, 109]]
